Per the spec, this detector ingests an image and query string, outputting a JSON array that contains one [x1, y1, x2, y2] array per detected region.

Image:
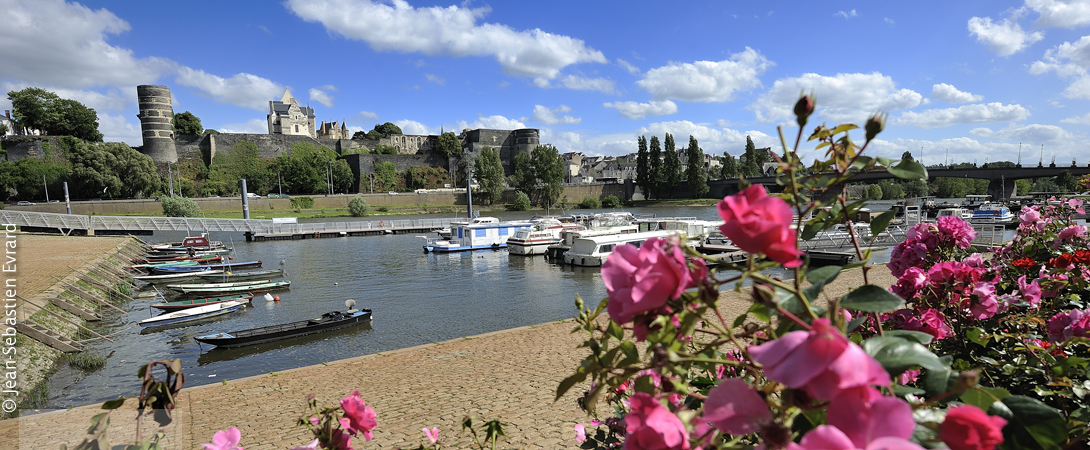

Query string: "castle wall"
[[0, 136, 65, 162], [343, 152, 451, 193]]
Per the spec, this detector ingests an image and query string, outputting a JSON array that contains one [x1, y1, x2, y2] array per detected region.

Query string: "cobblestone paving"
[[0, 236, 896, 449]]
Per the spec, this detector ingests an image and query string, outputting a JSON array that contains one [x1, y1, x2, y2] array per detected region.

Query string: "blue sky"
[[4, 0, 1090, 165]]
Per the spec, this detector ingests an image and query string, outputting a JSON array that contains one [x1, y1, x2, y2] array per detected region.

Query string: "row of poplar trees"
[[635, 133, 710, 200]]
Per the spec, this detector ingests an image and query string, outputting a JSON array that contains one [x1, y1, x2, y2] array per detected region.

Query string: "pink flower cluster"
[[1046, 309, 1090, 343], [340, 390, 378, 442], [886, 257, 1002, 340], [889, 217, 976, 278], [716, 185, 804, 268], [602, 236, 708, 333]]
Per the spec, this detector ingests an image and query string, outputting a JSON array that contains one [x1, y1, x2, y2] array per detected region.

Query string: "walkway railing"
[[0, 211, 454, 235]]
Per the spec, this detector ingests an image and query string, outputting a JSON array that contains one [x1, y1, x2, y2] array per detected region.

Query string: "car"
[[388, 191, 398, 195], [48, 200, 59, 203], [415, 189, 428, 194], [246, 193, 260, 199], [16, 201, 35, 206]]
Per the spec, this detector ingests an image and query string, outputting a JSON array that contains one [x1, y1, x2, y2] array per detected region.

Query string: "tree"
[[364, 122, 403, 140], [437, 131, 461, 157], [7, 87, 103, 141], [352, 131, 368, 141], [203, 141, 272, 196], [1055, 170, 1077, 192], [662, 134, 681, 198], [740, 136, 762, 178], [348, 197, 370, 216], [173, 111, 203, 136], [867, 184, 883, 200], [720, 151, 738, 179], [269, 141, 346, 194], [635, 136, 652, 199], [474, 146, 505, 205], [902, 180, 928, 198], [511, 151, 536, 196], [512, 191, 531, 211], [685, 135, 709, 199], [59, 137, 160, 199], [161, 196, 200, 217], [901, 151, 914, 162], [0, 123, 8, 136], [648, 136, 662, 199], [531, 144, 565, 208], [372, 161, 398, 192]]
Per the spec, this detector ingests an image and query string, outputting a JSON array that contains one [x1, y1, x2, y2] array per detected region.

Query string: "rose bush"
[[562, 96, 1083, 450]]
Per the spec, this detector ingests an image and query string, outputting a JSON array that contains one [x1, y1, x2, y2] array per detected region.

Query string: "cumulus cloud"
[[219, 119, 271, 134], [1028, 36, 1090, 98], [97, 113, 142, 144], [967, 16, 1044, 56], [617, 59, 640, 74], [174, 68, 285, 111], [835, 9, 858, 19], [1027, 0, 1090, 28], [895, 103, 1029, 129], [354, 110, 380, 122], [969, 123, 1072, 142], [425, 73, 445, 85], [637, 47, 772, 102], [309, 85, 336, 107], [869, 137, 1006, 163], [456, 115, 527, 130], [394, 119, 434, 135], [285, 0, 606, 80], [932, 83, 983, 103], [1060, 112, 1090, 124], [884, 17, 895, 25], [602, 100, 678, 120], [750, 72, 923, 124], [559, 75, 614, 93], [532, 105, 581, 125]]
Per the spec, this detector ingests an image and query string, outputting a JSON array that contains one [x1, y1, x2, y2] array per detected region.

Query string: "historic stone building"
[[317, 120, 349, 140], [267, 90, 316, 138], [136, 85, 178, 163]]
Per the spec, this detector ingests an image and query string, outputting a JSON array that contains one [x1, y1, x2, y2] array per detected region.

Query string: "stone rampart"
[[1, 136, 65, 162]]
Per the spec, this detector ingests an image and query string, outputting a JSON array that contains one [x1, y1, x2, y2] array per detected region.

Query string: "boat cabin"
[[563, 230, 677, 267], [964, 195, 992, 208]]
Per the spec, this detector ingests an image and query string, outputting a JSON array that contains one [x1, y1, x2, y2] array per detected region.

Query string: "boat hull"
[[139, 301, 246, 328], [507, 238, 561, 255], [195, 309, 373, 348], [151, 294, 255, 311]]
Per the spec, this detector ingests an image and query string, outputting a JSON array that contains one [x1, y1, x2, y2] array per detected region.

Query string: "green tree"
[[270, 142, 347, 194], [60, 137, 160, 198], [372, 161, 398, 192], [685, 135, 709, 199], [364, 122, 403, 140], [867, 184, 883, 200], [740, 136, 762, 178], [204, 141, 272, 196], [531, 144, 565, 208], [635, 136, 652, 199], [720, 151, 737, 179], [579, 196, 601, 209], [1055, 170, 1077, 192], [0, 123, 9, 136], [901, 151, 914, 162], [511, 191, 531, 211], [352, 130, 368, 141], [437, 131, 461, 157], [1016, 179, 1032, 196], [902, 179, 929, 198], [602, 195, 621, 208], [474, 147, 505, 205], [4, 156, 67, 201], [161, 196, 200, 217], [7, 88, 103, 141], [511, 151, 536, 196], [648, 136, 662, 199], [173, 111, 203, 136], [348, 197, 370, 216], [662, 134, 681, 198]]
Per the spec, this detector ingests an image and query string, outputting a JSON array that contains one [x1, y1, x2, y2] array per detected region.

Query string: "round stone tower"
[[136, 85, 177, 163]]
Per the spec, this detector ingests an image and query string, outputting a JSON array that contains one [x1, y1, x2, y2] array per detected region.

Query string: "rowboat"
[[132, 256, 224, 272], [175, 280, 290, 296], [149, 260, 263, 275], [150, 294, 255, 311], [195, 269, 285, 282], [194, 301, 371, 348], [166, 280, 272, 293], [133, 269, 223, 283], [139, 300, 247, 328]]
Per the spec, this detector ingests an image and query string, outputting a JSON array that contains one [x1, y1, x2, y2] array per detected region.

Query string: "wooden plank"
[[49, 297, 100, 321], [50, 276, 127, 314], [17, 296, 112, 343], [17, 320, 83, 352]]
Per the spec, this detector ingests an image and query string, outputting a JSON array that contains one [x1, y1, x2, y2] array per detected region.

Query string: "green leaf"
[[618, 341, 639, 364], [885, 330, 934, 345], [846, 316, 869, 333], [732, 313, 747, 328], [893, 385, 926, 396], [869, 211, 897, 237], [829, 124, 859, 135], [840, 285, 904, 313], [101, 397, 126, 410], [863, 335, 945, 376], [966, 327, 989, 346], [960, 387, 1011, 412], [991, 395, 1066, 450], [806, 265, 842, 285], [887, 159, 928, 181], [607, 321, 624, 340], [634, 374, 656, 394], [922, 356, 956, 398], [747, 303, 771, 323]]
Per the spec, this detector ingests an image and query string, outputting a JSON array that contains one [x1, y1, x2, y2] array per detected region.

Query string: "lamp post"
[[327, 160, 333, 196], [278, 172, 282, 196]]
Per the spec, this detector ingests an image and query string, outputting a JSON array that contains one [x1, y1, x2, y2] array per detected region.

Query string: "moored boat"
[[133, 269, 223, 283], [507, 219, 585, 256], [195, 269, 285, 281], [150, 260, 263, 275], [970, 204, 1015, 224], [422, 221, 532, 253], [139, 300, 247, 328], [175, 280, 290, 296], [150, 294, 255, 311], [563, 230, 677, 267], [194, 301, 372, 348], [165, 279, 273, 293]]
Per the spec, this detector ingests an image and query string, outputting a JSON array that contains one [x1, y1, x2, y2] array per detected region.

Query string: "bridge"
[[0, 210, 454, 241], [705, 163, 1090, 199]]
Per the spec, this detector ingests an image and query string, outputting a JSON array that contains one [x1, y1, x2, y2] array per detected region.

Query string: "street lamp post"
[[278, 172, 282, 196]]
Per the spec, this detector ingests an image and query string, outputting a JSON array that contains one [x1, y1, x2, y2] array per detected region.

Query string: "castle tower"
[[136, 85, 178, 163]]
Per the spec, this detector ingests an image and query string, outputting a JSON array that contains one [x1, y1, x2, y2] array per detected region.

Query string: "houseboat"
[[934, 207, 974, 221], [507, 219, 585, 256], [562, 230, 677, 267], [423, 221, 534, 253], [436, 216, 499, 239], [970, 204, 1015, 224]]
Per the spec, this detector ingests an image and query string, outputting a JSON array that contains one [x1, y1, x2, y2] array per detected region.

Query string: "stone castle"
[[130, 85, 540, 193]]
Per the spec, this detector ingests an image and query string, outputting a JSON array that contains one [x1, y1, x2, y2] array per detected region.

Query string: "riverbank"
[[0, 238, 896, 448]]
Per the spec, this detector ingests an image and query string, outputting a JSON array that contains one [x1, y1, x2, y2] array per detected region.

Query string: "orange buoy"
[[379, 220, 385, 227], [273, 295, 280, 301]]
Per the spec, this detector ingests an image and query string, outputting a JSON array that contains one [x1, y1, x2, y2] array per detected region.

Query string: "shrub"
[[160, 196, 200, 217], [601, 195, 621, 208], [512, 192, 531, 211], [290, 196, 315, 209], [67, 351, 106, 371], [348, 197, 370, 217], [578, 196, 601, 209]]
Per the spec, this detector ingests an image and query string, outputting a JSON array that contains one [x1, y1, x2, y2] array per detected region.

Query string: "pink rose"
[[940, 405, 1007, 450], [827, 387, 915, 448], [891, 267, 928, 300], [936, 216, 976, 248], [624, 393, 690, 450], [575, 423, 586, 443], [703, 378, 771, 435], [202, 427, 244, 450], [968, 282, 998, 320], [603, 237, 692, 324], [289, 440, 320, 450], [797, 425, 923, 450], [748, 319, 890, 400], [340, 390, 377, 441], [1019, 206, 1041, 224], [898, 369, 920, 385], [717, 185, 803, 268], [1047, 309, 1089, 342]]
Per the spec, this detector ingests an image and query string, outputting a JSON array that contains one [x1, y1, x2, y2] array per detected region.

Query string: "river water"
[[45, 206, 744, 409]]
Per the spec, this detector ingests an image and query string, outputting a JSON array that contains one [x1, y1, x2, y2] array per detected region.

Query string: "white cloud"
[[884, 17, 895, 25], [425, 73, 445, 85], [869, 137, 1005, 163], [540, 122, 776, 157], [931, 83, 983, 103], [637, 47, 772, 102], [1027, 0, 1090, 28], [1060, 112, 1090, 124], [219, 119, 270, 134], [456, 115, 527, 130], [532, 105, 581, 125], [967, 16, 1044, 56], [617, 59, 640, 75], [1029, 36, 1090, 98], [394, 119, 435, 135], [354, 110, 379, 122], [559, 75, 614, 93], [896, 103, 1029, 129], [174, 68, 284, 111], [835, 9, 858, 19], [285, 0, 606, 80], [309, 85, 336, 107], [602, 100, 678, 120], [751, 72, 923, 124], [969, 123, 1073, 142], [97, 113, 141, 145]]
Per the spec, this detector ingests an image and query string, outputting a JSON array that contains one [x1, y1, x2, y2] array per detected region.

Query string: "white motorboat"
[[563, 230, 678, 267], [436, 216, 499, 239], [507, 219, 585, 256], [139, 299, 247, 329], [423, 220, 533, 253], [970, 204, 1015, 224]]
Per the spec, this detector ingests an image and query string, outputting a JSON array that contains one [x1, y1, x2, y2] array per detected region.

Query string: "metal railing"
[[0, 211, 454, 235]]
